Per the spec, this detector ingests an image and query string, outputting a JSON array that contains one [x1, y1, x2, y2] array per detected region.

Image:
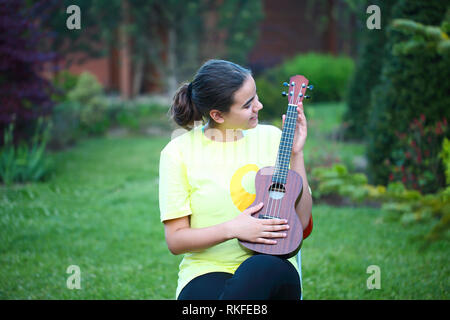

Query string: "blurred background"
[[0, 0, 449, 299]]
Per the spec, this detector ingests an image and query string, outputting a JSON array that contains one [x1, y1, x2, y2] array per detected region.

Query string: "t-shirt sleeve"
[[159, 145, 193, 222]]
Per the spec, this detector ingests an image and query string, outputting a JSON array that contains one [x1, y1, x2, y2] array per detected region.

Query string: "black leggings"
[[178, 255, 301, 300]]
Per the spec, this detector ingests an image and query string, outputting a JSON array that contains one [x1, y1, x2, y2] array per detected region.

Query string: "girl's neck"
[[204, 122, 244, 142]]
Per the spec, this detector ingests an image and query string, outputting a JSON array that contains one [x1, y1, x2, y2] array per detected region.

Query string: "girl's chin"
[[247, 120, 257, 128]]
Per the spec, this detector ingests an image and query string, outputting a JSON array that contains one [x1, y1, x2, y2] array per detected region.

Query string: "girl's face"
[[210, 76, 263, 130]]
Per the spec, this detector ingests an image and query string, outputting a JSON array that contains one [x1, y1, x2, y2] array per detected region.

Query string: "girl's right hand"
[[227, 202, 290, 244]]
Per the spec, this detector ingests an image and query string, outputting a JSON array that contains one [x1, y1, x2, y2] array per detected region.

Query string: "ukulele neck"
[[272, 104, 298, 184]]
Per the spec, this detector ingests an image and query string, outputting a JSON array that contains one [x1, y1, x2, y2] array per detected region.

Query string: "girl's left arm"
[[290, 152, 312, 230]]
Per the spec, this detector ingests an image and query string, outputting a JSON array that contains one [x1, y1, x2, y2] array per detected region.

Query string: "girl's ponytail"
[[169, 82, 203, 130]]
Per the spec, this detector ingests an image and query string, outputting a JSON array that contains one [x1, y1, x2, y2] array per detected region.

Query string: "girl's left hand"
[[282, 102, 307, 156]]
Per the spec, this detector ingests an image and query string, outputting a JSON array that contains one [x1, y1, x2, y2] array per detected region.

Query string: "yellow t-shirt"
[[159, 123, 299, 299]]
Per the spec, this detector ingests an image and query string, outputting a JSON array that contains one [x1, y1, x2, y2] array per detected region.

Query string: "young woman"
[[159, 59, 313, 300]]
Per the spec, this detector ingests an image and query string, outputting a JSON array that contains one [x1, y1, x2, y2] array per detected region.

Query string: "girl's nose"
[[254, 101, 263, 112]]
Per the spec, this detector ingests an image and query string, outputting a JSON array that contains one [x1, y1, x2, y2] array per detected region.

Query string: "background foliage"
[[366, 0, 450, 191], [343, 0, 395, 140], [1, 0, 449, 300], [0, 0, 56, 145], [255, 53, 354, 119]]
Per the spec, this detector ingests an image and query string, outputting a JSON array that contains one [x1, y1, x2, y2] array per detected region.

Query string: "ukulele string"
[[273, 81, 303, 220], [275, 106, 294, 219], [270, 141, 285, 219], [267, 81, 297, 220], [267, 155, 280, 219]]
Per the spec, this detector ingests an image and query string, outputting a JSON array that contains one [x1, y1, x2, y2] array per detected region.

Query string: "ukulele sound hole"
[[268, 182, 286, 200], [257, 183, 286, 220]]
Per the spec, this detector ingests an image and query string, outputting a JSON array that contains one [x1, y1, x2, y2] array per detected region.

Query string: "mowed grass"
[[0, 103, 448, 299], [0, 136, 182, 299], [302, 205, 449, 299]]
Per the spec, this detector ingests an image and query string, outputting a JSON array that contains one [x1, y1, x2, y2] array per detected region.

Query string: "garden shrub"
[[440, 137, 450, 184], [311, 163, 370, 203], [280, 54, 354, 102], [255, 53, 354, 119], [67, 72, 109, 135], [105, 99, 171, 133], [0, 118, 53, 185], [48, 101, 81, 150], [366, 0, 450, 192], [311, 163, 449, 244], [343, 0, 395, 140], [0, 0, 55, 145], [388, 116, 448, 194], [52, 70, 80, 103]]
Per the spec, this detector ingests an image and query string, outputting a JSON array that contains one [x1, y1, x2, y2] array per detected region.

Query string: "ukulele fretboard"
[[272, 104, 298, 184]]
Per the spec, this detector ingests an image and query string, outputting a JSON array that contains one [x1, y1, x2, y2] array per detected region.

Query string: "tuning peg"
[[283, 82, 289, 87], [282, 91, 287, 97], [307, 85, 314, 90], [301, 83, 306, 88], [304, 95, 311, 99]]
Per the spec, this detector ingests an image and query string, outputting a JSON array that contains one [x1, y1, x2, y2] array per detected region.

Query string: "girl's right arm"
[[163, 202, 290, 255]]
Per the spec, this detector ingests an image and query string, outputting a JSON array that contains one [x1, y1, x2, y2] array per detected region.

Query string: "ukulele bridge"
[[258, 214, 276, 219]]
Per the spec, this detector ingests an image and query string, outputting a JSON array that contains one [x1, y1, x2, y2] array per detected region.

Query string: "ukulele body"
[[239, 165, 303, 259]]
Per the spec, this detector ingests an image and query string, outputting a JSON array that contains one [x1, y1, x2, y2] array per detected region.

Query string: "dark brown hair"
[[168, 59, 251, 130]]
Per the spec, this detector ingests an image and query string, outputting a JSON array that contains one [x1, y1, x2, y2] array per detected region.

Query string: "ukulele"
[[239, 75, 312, 259]]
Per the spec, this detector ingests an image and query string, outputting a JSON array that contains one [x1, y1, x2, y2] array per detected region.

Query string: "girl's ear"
[[209, 109, 225, 124]]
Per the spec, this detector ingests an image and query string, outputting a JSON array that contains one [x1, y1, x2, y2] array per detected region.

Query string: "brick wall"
[[248, 0, 356, 73]]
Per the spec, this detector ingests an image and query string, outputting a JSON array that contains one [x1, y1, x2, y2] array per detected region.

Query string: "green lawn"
[[0, 103, 448, 299], [0, 136, 180, 299], [303, 205, 448, 299]]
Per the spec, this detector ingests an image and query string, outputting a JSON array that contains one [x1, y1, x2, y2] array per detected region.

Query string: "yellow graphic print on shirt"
[[230, 164, 259, 212]]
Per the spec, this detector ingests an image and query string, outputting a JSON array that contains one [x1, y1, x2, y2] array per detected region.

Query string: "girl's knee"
[[247, 254, 283, 267], [225, 255, 301, 299], [243, 255, 298, 280]]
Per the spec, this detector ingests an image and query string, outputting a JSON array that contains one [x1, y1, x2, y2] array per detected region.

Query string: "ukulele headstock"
[[281, 75, 312, 106]]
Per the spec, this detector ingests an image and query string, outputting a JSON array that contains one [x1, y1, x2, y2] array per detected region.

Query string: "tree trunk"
[[119, 0, 133, 100], [132, 55, 144, 97], [166, 26, 178, 97], [324, 0, 337, 55]]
